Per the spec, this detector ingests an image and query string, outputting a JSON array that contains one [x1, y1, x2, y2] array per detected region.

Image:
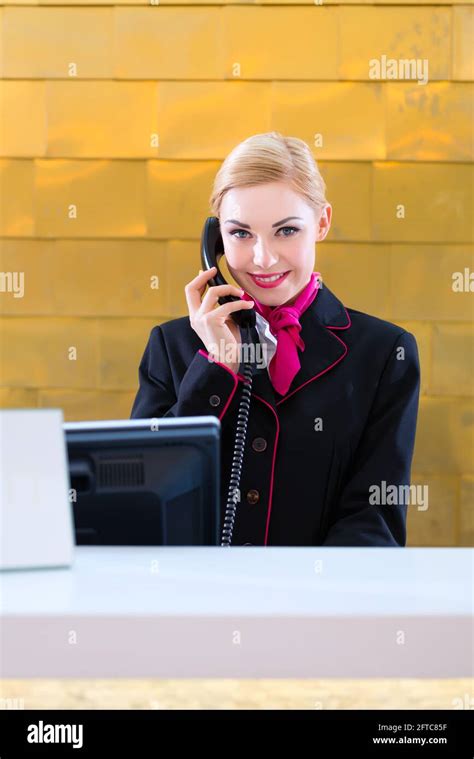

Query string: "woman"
[[131, 132, 421, 547]]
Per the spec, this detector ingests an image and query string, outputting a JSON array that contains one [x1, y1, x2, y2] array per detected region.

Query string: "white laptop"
[[0, 408, 74, 570]]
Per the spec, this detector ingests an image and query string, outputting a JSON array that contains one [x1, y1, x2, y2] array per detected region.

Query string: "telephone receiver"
[[200, 216, 256, 547], [200, 216, 256, 329]]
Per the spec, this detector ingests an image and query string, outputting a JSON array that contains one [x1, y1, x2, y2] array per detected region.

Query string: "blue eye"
[[277, 226, 299, 237], [230, 226, 299, 239], [230, 229, 250, 239]]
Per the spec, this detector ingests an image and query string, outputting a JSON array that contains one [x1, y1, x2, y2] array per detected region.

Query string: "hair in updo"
[[209, 131, 328, 218]]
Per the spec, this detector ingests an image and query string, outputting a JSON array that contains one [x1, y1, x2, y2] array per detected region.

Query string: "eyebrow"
[[224, 216, 304, 229]]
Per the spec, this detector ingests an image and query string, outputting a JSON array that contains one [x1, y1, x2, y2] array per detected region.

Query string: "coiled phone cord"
[[220, 324, 254, 547]]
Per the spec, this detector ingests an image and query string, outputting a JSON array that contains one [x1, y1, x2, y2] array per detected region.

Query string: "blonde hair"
[[209, 131, 328, 219]]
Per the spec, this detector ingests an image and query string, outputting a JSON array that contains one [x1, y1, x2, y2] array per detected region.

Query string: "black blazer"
[[130, 283, 421, 547]]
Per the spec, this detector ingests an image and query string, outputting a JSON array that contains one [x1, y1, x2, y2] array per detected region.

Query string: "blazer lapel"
[[245, 283, 351, 410], [275, 283, 351, 405]]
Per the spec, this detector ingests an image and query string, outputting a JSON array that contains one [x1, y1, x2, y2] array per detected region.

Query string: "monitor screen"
[[63, 417, 220, 546]]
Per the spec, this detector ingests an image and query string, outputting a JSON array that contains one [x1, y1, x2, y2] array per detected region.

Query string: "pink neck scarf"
[[242, 272, 322, 395]]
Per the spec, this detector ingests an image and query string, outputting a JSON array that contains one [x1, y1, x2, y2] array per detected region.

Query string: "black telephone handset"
[[200, 217, 256, 329], [200, 216, 256, 547]]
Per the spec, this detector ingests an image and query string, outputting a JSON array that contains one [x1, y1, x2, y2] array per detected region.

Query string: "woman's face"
[[219, 181, 332, 307]]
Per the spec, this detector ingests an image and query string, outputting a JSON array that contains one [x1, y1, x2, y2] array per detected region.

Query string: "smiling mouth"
[[249, 271, 290, 283]]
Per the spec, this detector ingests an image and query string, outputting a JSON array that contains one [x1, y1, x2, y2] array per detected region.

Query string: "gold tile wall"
[[0, 1, 472, 545]]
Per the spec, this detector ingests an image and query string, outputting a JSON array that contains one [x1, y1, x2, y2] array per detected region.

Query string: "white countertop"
[[1, 546, 472, 678]]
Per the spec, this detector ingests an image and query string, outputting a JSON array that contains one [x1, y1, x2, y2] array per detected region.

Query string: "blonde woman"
[[131, 132, 420, 547]]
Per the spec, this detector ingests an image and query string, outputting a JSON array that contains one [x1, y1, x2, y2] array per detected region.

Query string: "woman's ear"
[[316, 203, 332, 242]]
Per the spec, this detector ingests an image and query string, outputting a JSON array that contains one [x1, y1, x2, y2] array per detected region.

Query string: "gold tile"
[[265, 0, 464, 3], [38, 388, 137, 422], [459, 477, 474, 546], [453, 6, 474, 81], [0, 81, 46, 157], [164, 240, 202, 318], [373, 163, 473, 242], [3, 0, 39, 5], [389, 245, 474, 321], [0, 387, 38, 409], [98, 318, 161, 390], [340, 7, 451, 81], [0, 160, 35, 236], [431, 323, 474, 396], [0, 8, 4, 78], [51, 240, 168, 316], [37, 0, 245, 4], [413, 397, 474, 474], [0, 239, 55, 315], [37, 389, 102, 421], [221, 6, 338, 79], [0, 317, 100, 388], [114, 8, 222, 79], [147, 160, 220, 239], [46, 81, 158, 158], [319, 162, 372, 241], [386, 82, 473, 161], [272, 82, 385, 160], [3, 7, 113, 78], [155, 81, 272, 159], [316, 242, 391, 320], [406, 476, 457, 547], [35, 159, 147, 238]]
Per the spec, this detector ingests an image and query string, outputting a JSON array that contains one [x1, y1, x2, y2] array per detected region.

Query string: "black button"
[[243, 542, 254, 546], [209, 394, 221, 407], [246, 489, 259, 505], [252, 437, 267, 452]]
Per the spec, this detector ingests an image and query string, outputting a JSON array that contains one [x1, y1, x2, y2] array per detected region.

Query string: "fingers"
[[185, 267, 217, 319], [185, 267, 252, 325], [212, 299, 255, 320], [201, 282, 246, 311]]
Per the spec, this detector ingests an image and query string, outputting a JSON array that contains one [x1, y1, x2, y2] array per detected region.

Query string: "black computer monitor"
[[63, 417, 220, 546]]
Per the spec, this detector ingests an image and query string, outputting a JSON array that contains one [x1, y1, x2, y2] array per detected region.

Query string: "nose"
[[252, 237, 279, 269]]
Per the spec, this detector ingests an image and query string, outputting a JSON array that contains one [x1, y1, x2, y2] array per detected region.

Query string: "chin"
[[255, 288, 292, 306]]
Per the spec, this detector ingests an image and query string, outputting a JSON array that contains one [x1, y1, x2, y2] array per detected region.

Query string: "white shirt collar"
[[255, 311, 277, 346]]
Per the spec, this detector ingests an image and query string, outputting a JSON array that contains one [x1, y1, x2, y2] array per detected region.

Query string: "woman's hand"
[[185, 266, 254, 374]]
